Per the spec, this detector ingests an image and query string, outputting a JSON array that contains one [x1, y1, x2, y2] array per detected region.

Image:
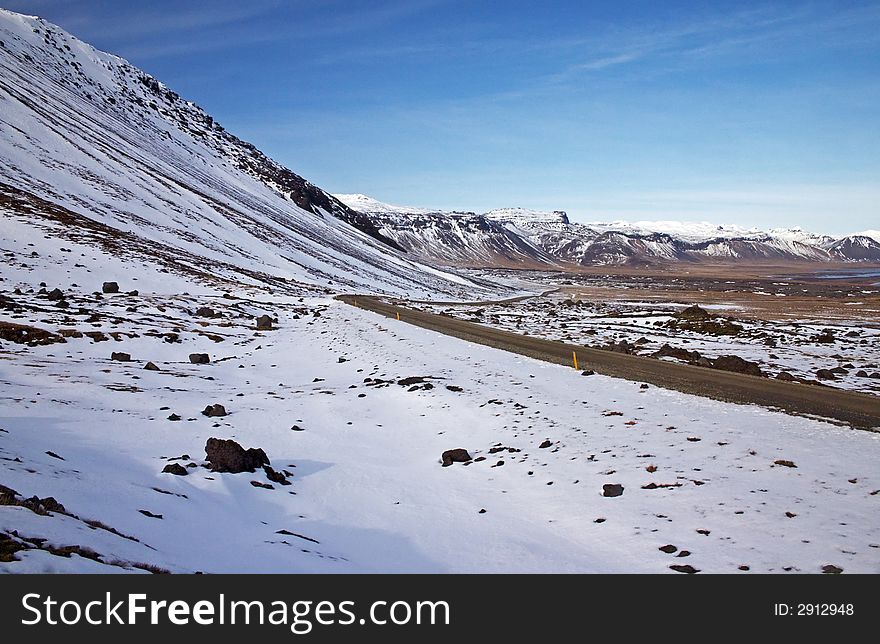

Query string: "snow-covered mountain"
[[342, 194, 880, 267], [0, 9, 500, 300], [335, 195, 556, 267]]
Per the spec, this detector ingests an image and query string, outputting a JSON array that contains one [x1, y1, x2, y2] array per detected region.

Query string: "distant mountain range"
[[337, 194, 880, 267]]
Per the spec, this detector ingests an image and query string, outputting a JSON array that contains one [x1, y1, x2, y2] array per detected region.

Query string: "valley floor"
[[2, 288, 879, 573]]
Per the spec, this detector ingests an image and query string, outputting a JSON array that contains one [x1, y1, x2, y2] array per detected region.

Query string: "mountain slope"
[[0, 10, 496, 299]]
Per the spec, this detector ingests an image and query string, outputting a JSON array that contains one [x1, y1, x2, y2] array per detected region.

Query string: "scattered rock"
[[250, 481, 274, 490], [111, 352, 131, 362], [659, 544, 678, 554], [167, 414, 181, 421], [144, 361, 160, 371], [138, 509, 163, 519], [774, 459, 797, 468], [102, 281, 119, 294], [602, 483, 624, 497], [189, 353, 210, 364], [195, 307, 217, 318], [815, 368, 837, 381], [670, 564, 699, 574], [581, 370, 595, 376], [821, 564, 843, 575], [263, 465, 291, 486], [205, 437, 269, 473], [47, 288, 64, 301], [775, 371, 796, 382], [201, 404, 227, 418], [441, 448, 471, 467], [539, 439, 553, 449], [162, 463, 188, 476], [255, 314, 273, 330]]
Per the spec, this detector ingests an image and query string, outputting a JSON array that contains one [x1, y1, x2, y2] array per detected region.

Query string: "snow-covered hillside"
[[0, 10, 499, 300]]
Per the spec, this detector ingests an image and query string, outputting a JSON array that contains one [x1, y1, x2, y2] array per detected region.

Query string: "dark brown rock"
[[711, 355, 764, 377], [144, 361, 160, 371], [676, 305, 711, 321], [205, 437, 269, 473], [102, 281, 119, 294], [441, 448, 471, 467], [201, 404, 227, 417], [189, 353, 210, 364], [264, 465, 291, 486], [670, 564, 699, 574], [602, 483, 624, 497], [256, 315, 273, 330], [162, 463, 188, 476], [111, 352, 131, 362]]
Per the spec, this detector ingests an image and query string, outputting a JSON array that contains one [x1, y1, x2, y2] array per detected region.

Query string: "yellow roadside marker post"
[[572, 351, 579, 370], [396, 312, 400, 321]]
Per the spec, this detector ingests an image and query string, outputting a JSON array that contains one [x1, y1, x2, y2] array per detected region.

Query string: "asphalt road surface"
[[339, 294, 880, 431]]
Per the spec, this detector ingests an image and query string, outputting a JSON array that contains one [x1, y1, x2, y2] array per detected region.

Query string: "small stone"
[[539, 439, 553, 449], [102, 282, 119, 294], [821, 564, 843, 575], [659, 544, 678, 554], [167, 414, 181, 421], [162, 463, 188, 476], [670, 564, 699, 574], [111, 352, 131, 362], [774, 459, 797, 468], [602, 483, 624, 497], [255, 314, 273, 330], [189, 353, 210, 364], [144, 361, 160, 371]]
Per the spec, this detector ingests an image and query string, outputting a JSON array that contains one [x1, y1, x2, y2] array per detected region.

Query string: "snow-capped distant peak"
[[854, 230, 880, 244], [334, 193, 437, 216], [483, 208, 570, 227]]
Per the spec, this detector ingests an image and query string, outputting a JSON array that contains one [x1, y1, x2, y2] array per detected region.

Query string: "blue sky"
[[5, 0, 880, 233]]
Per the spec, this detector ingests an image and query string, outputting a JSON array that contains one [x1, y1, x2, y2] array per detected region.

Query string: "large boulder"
[[711, 355, 764, 378], [205, 438, 269, 473], [441, 448, 471, 467]]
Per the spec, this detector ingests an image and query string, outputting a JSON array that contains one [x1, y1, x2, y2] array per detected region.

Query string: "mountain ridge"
[[336, 193, 880, 267]]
